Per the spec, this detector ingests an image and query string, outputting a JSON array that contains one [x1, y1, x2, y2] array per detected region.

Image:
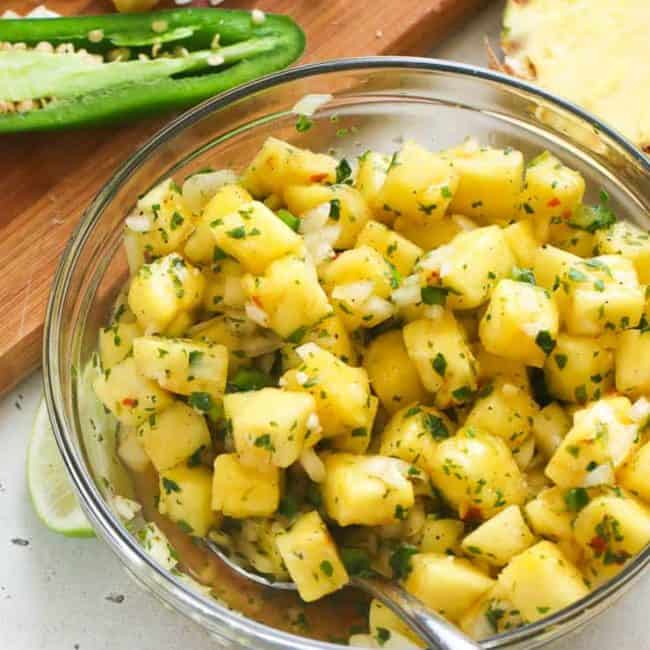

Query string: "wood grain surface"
[[0, 0, 487, 394]]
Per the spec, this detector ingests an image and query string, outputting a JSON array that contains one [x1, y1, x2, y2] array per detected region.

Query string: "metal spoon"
[[204, 540, 481, 650]]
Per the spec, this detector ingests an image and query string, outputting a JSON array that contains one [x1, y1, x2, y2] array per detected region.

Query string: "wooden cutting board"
[[0, 0, 487, 395]]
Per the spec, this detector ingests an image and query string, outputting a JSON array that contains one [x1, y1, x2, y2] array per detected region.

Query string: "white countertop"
[[1, 3, 649, 649]]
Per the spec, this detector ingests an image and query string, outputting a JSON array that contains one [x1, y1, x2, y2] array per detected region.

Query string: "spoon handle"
[[352, 575, 481, 650]]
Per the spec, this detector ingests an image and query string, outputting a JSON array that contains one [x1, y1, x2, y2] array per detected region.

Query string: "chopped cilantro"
[[535, 330, 556, 355], [295, 115, 313, 133], [564, 487, 590, 512], [511, 267, 536, 285], [432, 352, 447, 377]]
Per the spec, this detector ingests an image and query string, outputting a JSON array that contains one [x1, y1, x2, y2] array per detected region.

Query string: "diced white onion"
[[123, 230, 145, 277], [364, 295, 395, 322], [631, 397, 650, 423], [299, 447, 325, 483], [245, 301, 269, 327], [391, 283, 421, 307], [363, 457, 411, 490], [303, 224, 340, 266], [582, 463, 614, 487], [139, 523, 178, 571], [332, 281, 374, 304], [291, 93, 333, 117], [295, 371, 309, 386], [608, 424, 639, 467], [417, 247, 448, 272], [296, 342, 320, 359], [125, 212, 152, 233], [306, 413, 322, 436], [299, 202, 331, 233], [181, 169, 238, 213], [111, 495, 142, 522], [439, 261, 451, 278]]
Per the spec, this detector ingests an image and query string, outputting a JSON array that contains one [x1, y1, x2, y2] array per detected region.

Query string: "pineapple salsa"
[[92, 135, 650, 645]]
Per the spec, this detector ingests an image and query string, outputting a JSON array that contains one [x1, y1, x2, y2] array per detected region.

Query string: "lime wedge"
[[27, 399, 94, 537]]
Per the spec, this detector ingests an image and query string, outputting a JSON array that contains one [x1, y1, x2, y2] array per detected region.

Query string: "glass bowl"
[[43, 57, 650, 650]]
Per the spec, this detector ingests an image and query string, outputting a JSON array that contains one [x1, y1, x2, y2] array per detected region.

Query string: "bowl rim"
[[43, 55, 650, 650]]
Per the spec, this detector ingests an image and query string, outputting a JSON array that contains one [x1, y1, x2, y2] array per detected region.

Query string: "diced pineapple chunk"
[[322, 246, 396, 330], [544, 333, 614, 403], [202, 258, 246, 314], [209, 200, 302, 275], [395, 213, 477, 250], [368, 599, 425, 648], [356, 220, 423, 276], [92, 357, 173, 426], [497, 541, 588, 623], [241, 254, 332, 339], [595, 222, 650, 284], [190, 313, 281, 375], [524, 486, 575, 541], [503, 218, 539, 267], [464, 380, 538, 456], [416, 226, 515, 310], [479, 278, 559, 368], [430, 427, 528, 520], [404, 553, 494, 622], [240, 137, 337, 198], [127, 179, 195, 259], [445, 140, 524, 225], [618, 442, 650, 502], [545, 397, 638, 488], [402, 314, 478, 408], [212, 453, 279, 518], [564, 255, 644, 336], [364, 330, 427, 414], [355, 151, 392, 223], [419, 518, 464, 554], [281, 343, 374, 439], [158, 465, 219, 537], [128, 253, 205, 333], [461, 505, 535, 566], [224, 387, 318, 468], [133, 336, 228, 400], [532, 402, 571, 459], [532, 244, 581, 317], [184, 185, 252, 265], [275, 511, 349, 602], [99, 321, 142, 369], [330, 394, 378, 455], [472, 344, 530, 391], [379, 404, 454, 473], [376, 141, 460, 223], [137, 401, 211, 471], [573, 493, 650, 566], [322, 453, 414, 526], [520, 151, 585, 240], [284, 183, 371, 249], [459, 585, 524, 640], [280, 313, 357, 371], [615, 330, 650, 396]]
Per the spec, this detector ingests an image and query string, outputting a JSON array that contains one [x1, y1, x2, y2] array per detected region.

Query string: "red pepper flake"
[[122, 397, 138, 408], [309, 173, 328, 183], [547, 197, 561, 207], [589, 535, 607, 554], [428, 270, 440, 282], [251, 295, 263, 308], [562, 209, 572, 221], [462, 506, 482, 523]]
